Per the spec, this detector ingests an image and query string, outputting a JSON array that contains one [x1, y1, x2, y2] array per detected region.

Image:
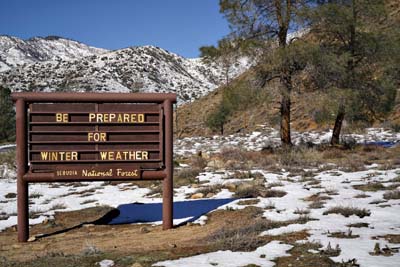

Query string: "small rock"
[[83, 223, 95, 228], [169, 243, 177, 248], [191, 184, 200, 188], [98, 259, 114, 267], [206, 192, 215, 198], [140, 226, 150, 234], [42, 218, 49, 225], [12, 244, 22, 249], [190, 193, 204, 199], [27, 236, 36, 242], [131, 263, 143, 267]]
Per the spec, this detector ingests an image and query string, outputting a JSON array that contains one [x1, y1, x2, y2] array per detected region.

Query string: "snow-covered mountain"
[[0, 36, 251, 103], [0, 35, 107, 72]]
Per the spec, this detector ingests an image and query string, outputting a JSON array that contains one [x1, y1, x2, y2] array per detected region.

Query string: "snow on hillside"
[[0, 36, 252, 104], [0, 35, 107, 72], [0, 47, 251, 103]]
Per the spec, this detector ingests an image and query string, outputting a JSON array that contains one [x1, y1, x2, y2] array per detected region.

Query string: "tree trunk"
[[331, 105, 346, 146], [280, 94, 292, 146], [220, 123, 224, 135]]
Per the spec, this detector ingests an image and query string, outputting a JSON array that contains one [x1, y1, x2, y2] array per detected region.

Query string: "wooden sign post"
[[12, 92, 176, 242]]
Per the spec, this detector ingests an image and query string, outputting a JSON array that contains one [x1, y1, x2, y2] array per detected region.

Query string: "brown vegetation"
[[323, 206, 371, 218]]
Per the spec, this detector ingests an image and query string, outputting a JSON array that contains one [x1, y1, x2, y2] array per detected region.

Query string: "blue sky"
[[0, 0, 229, 58]]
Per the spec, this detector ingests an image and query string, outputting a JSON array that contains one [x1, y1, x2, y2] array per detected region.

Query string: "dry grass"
[[29, 192, 43, 199], [277, 146, 323, 170], [234, 182, 287, 198], [383, 190, 400, 200], [266, 182, 284, 188], [323, 206, 371, 218], [274, 241, 337, 267], [303, 193, 332, 202], [203, 144, 400, 175], [80, 199, 97, 205], [4, 192, 16, 199], [208, 211, 313, 252], [354, 193, 370, 198], [49, 203, 67, 211], [232, 170, 264, 180], [0, 149, 16, 169], [353, 182, 398, 192], [308, 201, 325, 209], [294, 208, 310, 215], [146, 181, 163, 196], [304, 193, 330, 209], [347, 222, 369, 228], [327, 229, 360, 239], [174, 168, 201, 187], [322, 148, 345, 159], [0, 212, 9, 221], [381, 234, 400, 244], [207, 218, 272, 251], [237, 199, 260, 205], [195, 185, 223, 196], [189, 155, 207, 169], [29, 208, 44, 219]]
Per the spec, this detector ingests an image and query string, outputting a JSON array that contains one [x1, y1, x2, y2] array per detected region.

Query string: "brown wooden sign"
[[12, 92, 176, 242]]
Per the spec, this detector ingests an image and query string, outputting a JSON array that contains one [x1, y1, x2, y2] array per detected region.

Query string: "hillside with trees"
[[177, 0, 400, 143]]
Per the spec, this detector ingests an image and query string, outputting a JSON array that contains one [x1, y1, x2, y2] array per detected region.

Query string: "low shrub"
[[323, 206, 371, 218], [383, 190, 400, 200]]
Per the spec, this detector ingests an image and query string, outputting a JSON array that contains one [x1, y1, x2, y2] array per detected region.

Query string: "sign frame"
[[12, 92, 176, 242]]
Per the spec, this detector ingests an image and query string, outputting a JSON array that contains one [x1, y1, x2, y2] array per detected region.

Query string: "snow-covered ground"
[[0, 127, 399, 266], [155, 241, 293, 267], [175, 126, 400, 156]]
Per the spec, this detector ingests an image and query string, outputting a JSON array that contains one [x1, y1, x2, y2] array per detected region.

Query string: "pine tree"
[[0, 86, 15, 143], [200, 38, 239, 85], [306, 0, 398, 145], [218, 0, 314, 146]]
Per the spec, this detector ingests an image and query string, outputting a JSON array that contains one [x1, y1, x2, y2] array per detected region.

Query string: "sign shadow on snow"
[[108, 198, 236, 226], [34, 198, 236, 240]]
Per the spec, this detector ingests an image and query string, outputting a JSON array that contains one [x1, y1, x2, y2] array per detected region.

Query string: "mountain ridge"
[[0, 36, 251, 103], [0, 35, 107, 72]]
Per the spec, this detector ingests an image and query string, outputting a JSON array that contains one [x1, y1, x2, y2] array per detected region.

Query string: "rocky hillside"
[[0, 35, 107, 72], [0, 36, 251, 103]]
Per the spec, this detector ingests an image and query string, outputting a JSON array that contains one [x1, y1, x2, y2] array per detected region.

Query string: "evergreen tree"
[[206, 103, 230, 135], [0, 87, 15, 143], [306, 0, 399, 145], [218, 0, 314, 146], [200, 38, 239, 85]]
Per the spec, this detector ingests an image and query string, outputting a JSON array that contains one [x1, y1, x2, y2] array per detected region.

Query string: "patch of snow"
[[153, 240, 292, 267], [97, 259, 114, 267], [193, 215, 208, 226]]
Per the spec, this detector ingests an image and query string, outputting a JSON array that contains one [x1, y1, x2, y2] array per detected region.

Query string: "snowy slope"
[[0, 36, 252, 103], [0, 35, 107, 72]]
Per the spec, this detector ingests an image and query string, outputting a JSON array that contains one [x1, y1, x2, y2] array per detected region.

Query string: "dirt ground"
[[0, 205, 338, 267], [0, 206, 231, 265]]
